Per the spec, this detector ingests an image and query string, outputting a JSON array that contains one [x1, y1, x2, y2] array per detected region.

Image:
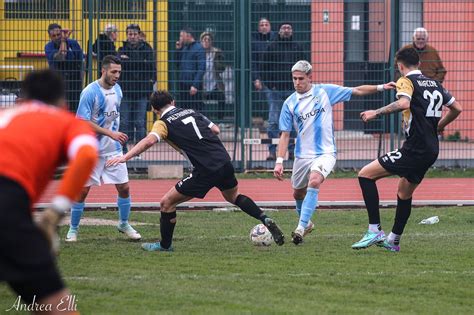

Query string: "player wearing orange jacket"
[[0, 70, 98, 315]]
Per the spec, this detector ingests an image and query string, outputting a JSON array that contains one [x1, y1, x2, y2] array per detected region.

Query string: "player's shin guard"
[[160, 211, 176, 249], [234, 194, 266, 222], [117, 196, 131, 224], [70, 202, 84, 229], [392, 196, 412, 236], [358, 177, 381, 225], [298, 188, 319, 229]]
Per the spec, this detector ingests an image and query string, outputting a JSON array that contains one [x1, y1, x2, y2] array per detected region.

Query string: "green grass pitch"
[[1, 207, 473, 314]]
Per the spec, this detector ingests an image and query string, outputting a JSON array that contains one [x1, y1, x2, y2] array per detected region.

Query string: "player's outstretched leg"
[[66, 202, 84, 242], [233, 194, 285, 245], [352, 176, 385, 249]]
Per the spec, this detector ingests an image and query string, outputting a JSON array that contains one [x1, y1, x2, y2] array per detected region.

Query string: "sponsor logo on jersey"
[[104, 110, 119, 118], [296, 106, 325, 123]]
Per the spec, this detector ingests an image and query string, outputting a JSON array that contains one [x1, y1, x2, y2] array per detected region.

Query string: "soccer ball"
[[249, 224, 273, 246]]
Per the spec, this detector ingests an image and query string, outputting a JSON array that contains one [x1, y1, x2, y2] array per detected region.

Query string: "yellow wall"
[[0, 0, 168, 88]]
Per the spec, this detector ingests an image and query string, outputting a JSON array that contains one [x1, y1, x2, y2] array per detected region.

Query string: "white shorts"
[[291, 154, 337, 189], [87, 153, 129, 186]]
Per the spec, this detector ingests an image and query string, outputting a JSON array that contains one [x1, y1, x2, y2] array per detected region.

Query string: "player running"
[[273, 60, 395, 245], [65, 55, 141, 242], [352, 47, 462, 252], [107, 90, 285, 251], [0, 69, 98, 314]]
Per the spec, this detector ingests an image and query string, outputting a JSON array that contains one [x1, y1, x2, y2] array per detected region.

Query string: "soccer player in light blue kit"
[[273, 60, 395, 245], [66, 55, 141, 242]]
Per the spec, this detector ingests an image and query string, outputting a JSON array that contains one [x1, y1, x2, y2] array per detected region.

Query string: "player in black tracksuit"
[[352, 47, 462, 251], [107, 90, 285, 251]]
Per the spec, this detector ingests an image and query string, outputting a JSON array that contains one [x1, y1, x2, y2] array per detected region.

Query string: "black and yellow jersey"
[[396, 70, 455, 155], [150, 106, 230, 172]]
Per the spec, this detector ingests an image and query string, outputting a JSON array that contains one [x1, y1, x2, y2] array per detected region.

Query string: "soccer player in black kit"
[[107, 90, 285, 251], [351, 47, 462, 252]]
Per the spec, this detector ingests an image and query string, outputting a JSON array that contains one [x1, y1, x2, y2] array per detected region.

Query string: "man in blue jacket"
[[175, 27, 206, 111], [44, 23, 83, 111], [118, 24, 156, 151]]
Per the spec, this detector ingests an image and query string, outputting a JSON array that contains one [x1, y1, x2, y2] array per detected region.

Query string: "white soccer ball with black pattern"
[[249, 224, 273, 246]]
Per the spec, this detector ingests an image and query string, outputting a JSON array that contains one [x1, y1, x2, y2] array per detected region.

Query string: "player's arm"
[[351, 82, 396, 96], [87, 121, 128, 145], [361, 96, 410, 122], [438, 101, 462, 132], [210, 124, 220, 135], [360, 77, 412, 122], [273, 131, 290, 181], [202, 114, 220, 135], [119, 133, 159, 166], [106, 120, 166, 166]]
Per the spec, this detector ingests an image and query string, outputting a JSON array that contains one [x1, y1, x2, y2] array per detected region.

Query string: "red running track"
[[37, 178, 474, 208]]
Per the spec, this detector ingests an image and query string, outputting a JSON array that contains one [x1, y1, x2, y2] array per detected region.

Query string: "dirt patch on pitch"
[[32, 212, 153, 226]]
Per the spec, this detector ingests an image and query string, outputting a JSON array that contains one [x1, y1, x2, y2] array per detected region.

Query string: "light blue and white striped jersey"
[[279, 83, 352, 158], [76, 80, 123, 156]]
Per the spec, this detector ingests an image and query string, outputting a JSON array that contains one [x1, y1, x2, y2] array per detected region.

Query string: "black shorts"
[[378, 148, 438, 184], [0, 177, 64, 303], [175, 161, 238, 199]]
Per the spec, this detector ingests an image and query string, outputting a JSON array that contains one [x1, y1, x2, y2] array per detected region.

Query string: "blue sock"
[[118, 196, 131, 224], [70, 202, 85, 229], [295, 199, 303, 216], [298, 188, 319, 229]]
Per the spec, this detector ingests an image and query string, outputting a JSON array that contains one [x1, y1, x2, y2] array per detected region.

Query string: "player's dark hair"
[[20, 69, 65, 106], [395, 47, 420, 67], [150, 90, 174, 111], [102, 55, 121, 69]]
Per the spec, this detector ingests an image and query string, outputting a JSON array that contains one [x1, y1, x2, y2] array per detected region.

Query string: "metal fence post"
[[389, 0, 400, 151], [86, 0, 94, 84], [238, 0, 250, 171]]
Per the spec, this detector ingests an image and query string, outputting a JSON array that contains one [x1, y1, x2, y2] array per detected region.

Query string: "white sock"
[[387, 232, 400, 244], [369, 224, 380, 232]]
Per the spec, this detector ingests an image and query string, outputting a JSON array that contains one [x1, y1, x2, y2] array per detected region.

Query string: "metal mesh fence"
[[0, 0, 472, 171]]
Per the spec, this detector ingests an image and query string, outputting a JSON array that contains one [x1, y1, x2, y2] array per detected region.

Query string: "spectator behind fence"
[[200, 32, 226, 120], [401, 27, 447, 82], [261, 22, 305, 160], [118, 23, 156, 150], [175, 27, 206, 111], [45, 23, 83, 111], [92, 23, 118, 74], [251, 17, 277, 91], [251, 18, 278, 129]]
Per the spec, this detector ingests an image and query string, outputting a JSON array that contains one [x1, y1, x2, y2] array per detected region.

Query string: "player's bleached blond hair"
[[291, 60, 312, 74], [413, 27, 428, 38]]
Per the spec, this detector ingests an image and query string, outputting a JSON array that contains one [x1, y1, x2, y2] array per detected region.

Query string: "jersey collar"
[[406, 70, 422, 76], [296, 87, 313, 100], [161, 105, 176, 117]]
